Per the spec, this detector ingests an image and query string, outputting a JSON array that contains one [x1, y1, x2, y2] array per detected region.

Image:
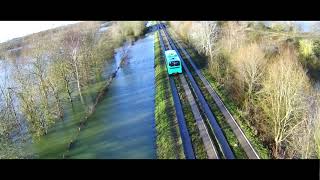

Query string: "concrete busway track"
[[159, 22, 235, 159], [179, 73, 219, 159], [160, 27, 219, 159], [167, 27, 260, 159], [158, 27, 195, 159]]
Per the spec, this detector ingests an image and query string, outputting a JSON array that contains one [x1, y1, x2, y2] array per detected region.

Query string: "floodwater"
[[28, 33, 156, 159], [66, 34, 156, 158]]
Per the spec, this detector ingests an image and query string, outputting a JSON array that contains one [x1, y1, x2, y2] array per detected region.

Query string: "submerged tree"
[[61, 30, 86, 104]]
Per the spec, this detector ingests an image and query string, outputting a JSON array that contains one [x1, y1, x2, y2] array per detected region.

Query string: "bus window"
[[169, 61, 180, 67]]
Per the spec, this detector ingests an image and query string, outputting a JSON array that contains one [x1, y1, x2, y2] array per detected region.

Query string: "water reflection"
[[66, 34, 156, 159]]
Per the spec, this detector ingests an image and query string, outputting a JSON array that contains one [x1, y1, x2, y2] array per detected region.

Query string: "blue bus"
[[165, 50, 182, 75]]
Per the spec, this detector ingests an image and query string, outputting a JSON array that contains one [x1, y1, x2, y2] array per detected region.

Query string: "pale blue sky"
[[0, 21, 80, 43], [263, 21, 318, 32], [296, 21, 318, 31]]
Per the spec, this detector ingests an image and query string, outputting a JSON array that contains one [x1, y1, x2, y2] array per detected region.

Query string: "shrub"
[[299, 39, 314, 58]]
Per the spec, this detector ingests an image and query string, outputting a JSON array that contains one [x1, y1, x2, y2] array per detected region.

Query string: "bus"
[[165, 50, 182, 75]]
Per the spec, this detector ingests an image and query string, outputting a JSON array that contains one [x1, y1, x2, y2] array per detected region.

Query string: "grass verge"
[[154, 32, 184, 159]]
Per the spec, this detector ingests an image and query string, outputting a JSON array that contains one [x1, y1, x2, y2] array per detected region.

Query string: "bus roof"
[[165, 50, 177, 56], [165, 50, 180, 62]]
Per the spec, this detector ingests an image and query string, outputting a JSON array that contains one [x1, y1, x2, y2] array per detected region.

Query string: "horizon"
[[0, 21, 318, 44], [0, 21, 80, 43]]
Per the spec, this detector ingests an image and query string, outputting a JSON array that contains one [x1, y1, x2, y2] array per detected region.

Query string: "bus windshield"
[[169, 61, 180, 67]]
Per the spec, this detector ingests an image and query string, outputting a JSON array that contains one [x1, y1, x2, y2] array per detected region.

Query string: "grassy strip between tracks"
[[173, 75, 207, 159], [183, 57, 248, 159], [154, 32, 184, 159]]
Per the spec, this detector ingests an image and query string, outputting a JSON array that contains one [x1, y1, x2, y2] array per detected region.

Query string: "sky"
[[295, 21, 320, 32], [263, 21, 319, 32], [294, 21, 317, 32], [0, 21, 80, 43]]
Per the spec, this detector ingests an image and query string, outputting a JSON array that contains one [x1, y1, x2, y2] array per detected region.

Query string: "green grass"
[[169, 28, 270, 159], [173, 75, 207, 159], [154, 32, 184, 159]]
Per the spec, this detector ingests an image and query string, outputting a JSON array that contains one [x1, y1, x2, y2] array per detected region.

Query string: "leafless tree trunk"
[[288, 92, 319, 158], [62, 30, 85, 105], [47, 78, 64, 120], [188, 21, 218, 60], [259, 49, 310, 158], [73, 52, 84, 104], [231, 43, 267, 114]]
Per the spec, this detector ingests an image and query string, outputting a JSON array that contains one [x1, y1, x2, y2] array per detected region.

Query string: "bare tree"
[[189, 21, 218, 61], [47, 75, 64, 120], [0, 61, 20, 134], [220, 21, 248, 53], [61, 30, 85, 104], [49, 53, 74, 104], [13, 64, 46, 138], [231, 43, 267, 112], [288, 92, 319, 158], [12, 38, 57, 137], [186, 21, 226, 82], [259, 49, 310, 158]]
